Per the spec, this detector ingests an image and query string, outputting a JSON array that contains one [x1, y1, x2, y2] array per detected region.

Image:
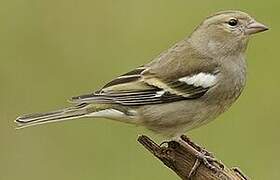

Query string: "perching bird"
[[16, 10, 268, 138]]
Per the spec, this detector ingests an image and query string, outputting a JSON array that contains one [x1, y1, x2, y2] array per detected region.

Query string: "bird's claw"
[[159, 141, 170, 147], [181, 135, 212, 156], [198, 153, 223, 170], [178, 135, 224, 179], [188, 151, 224, 179]]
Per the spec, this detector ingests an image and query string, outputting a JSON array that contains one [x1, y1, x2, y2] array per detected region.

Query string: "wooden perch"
[[138, 135, 248, 180]]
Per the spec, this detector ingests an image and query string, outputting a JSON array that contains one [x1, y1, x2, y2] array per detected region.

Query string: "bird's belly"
[[137, 100, 222, 137], [137, 83, 244, 137]]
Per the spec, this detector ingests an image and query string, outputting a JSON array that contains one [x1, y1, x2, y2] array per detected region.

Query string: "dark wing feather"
[[101, 67, 146, 89], [70, 77, 211, 106], [72, 89, 189, 106], [70, 58, 219, 106]]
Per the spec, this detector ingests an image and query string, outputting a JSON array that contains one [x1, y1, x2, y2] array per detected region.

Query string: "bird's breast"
[[207, 56, 247, 111]]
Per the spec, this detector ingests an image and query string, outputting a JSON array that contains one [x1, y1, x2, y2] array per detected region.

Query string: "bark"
[[138, 135, 249, 180]]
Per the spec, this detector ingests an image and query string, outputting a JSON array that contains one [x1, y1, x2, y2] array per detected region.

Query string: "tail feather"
[[15, 104, 89, 129]]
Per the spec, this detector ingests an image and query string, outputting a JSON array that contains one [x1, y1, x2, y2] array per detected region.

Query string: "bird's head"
[[189, 10, 269, 57]]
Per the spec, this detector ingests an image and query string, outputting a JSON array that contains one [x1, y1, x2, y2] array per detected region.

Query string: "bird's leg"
[[180, 135, 213, 157], [178, 135, 224, 179]]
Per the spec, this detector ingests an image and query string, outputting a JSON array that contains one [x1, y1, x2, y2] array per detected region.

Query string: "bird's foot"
[[188, 151, 224, 178], [159, 140, 170, 147], [180, 135, 213, 157], [178, 135, 224, 179]]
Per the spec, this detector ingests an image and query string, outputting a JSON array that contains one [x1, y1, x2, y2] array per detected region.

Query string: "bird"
[[15, 10, 268, 174], [16, 10, 268, 136]]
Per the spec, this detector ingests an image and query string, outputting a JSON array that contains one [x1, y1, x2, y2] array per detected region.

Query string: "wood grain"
[[138, 135, 249, 180]]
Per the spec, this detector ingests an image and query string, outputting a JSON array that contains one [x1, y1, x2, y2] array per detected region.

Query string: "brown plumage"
[[16, 10, 268, 137]]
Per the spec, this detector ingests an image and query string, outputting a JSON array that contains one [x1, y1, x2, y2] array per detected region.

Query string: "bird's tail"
[[15, 103, 91, 129]]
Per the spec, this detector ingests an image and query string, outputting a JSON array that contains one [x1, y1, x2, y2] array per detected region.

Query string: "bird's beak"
[[245, 21, 269, 35]]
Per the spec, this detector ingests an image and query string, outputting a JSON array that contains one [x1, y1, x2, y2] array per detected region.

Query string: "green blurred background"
[[0, 0, 279, 179]]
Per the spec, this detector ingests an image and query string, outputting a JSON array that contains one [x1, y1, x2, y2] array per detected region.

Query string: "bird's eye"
[[228, 18, 238, 26]]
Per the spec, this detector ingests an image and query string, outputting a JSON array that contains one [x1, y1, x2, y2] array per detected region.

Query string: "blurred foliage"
[[0, 0, 279, 179]]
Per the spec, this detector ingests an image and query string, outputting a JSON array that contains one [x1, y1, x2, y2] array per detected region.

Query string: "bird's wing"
[[70, 64, 220, 106], [70, 41, 220, 106]]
